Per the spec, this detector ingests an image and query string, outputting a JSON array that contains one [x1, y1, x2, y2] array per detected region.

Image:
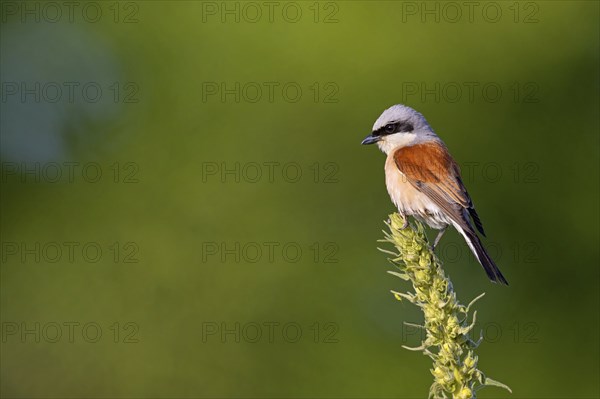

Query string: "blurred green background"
[[1, 1, 599, 398]]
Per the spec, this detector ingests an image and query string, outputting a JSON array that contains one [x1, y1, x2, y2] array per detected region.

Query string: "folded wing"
[[393, 141, 482, 235], [393, 141, 507, 284]]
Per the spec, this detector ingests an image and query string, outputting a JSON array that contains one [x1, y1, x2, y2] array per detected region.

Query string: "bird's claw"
[[431, 227, 447, 251], [400, 214, 409, 229]]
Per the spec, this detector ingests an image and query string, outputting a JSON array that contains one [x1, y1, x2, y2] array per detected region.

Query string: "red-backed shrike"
[[362, 104, 508, 285]]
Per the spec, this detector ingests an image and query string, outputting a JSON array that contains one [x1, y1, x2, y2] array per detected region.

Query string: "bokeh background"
[[1, 1, 599, 398]]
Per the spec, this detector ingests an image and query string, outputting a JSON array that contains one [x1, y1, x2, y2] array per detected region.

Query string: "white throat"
[[376, 133, 418, 154]]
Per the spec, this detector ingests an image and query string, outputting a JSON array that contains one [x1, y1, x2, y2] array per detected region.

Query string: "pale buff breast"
[[384, 154, 449, 229]]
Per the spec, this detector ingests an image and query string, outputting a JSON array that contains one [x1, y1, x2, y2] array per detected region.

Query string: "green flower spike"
[[378, 213, 512, 399]]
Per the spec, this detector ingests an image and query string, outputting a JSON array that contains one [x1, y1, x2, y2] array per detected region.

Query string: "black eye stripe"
[[399, 122, 414, 132], [373, 121, 414, 136]]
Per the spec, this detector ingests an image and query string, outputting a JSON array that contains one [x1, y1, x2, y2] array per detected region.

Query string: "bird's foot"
[[431, 226, 448, 251], [400, 214, 409, 229]]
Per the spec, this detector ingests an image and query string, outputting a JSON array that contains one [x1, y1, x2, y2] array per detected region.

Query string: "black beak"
[[361, 134, 380, 145]]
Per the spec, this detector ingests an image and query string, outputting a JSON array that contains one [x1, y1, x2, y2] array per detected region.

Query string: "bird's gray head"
[[361, 104, 436, 154]]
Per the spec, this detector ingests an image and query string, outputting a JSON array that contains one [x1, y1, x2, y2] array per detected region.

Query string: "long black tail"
[[459, 228, 508, 285]]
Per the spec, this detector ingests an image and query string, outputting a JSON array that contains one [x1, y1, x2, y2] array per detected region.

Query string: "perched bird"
[[362, 104, 508, 285]]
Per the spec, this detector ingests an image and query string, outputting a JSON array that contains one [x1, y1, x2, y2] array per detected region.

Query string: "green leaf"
[[483, 377, 512, 393]]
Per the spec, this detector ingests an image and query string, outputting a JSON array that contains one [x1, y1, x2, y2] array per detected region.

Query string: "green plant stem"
[[379, 213, 511, 399]]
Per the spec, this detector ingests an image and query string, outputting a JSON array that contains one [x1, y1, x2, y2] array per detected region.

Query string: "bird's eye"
[[384, 124, 396, 134]]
